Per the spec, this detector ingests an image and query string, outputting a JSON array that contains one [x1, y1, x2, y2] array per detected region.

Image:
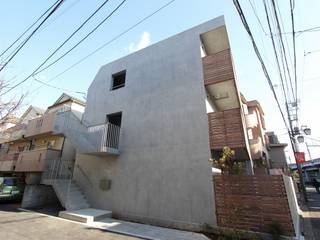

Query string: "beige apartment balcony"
[[245, 113, 258, 129], [0, 153, 20, 172], [25, 112, 56, 138], [14, 148, 61, 172], [249, 137, 263, 160], [10, 124, 27, 143]]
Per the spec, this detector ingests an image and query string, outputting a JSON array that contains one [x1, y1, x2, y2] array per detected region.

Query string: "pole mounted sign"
[[295, 152, 306, 164]]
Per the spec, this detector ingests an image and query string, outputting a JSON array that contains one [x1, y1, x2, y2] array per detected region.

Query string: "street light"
[[303, 127, 311, 135], [297, 135, 304, 143]]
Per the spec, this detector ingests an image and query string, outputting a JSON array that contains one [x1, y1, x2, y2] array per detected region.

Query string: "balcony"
[[249, 138, 263, 160], [87, 123, 121, 155], [203, 49, 240, 111], [203, 49, 234, 86], [14, 148, 61, 172], [245, 113, 258, 129], [208, 108, 251, 160], [0, 153, 20, 172], [208, 108, 246, 150], [25, 112, 56, 138], [53, 111, 121, 156]]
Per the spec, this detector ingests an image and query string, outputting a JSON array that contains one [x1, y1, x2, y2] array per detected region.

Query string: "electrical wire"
[[2, 0, 82, 63], [270, 0, 295, 102], [262, 0, 293, 132], [34, 0, 128, 76], [1, 0, 116, 96], [27, 0, 177, 96], [0, 0, 65, 73], [0, 0, 61, 60], [248, 0, 268, 36], [232, 0, 290, 133], [289, 0, 298, 123], [32, 76, 85, 95]]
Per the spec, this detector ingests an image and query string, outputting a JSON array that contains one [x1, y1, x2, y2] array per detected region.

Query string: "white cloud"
[[128, 32, 151, 53]]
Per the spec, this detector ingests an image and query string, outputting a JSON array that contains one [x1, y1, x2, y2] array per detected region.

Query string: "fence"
[[213, 175, 296, 236]]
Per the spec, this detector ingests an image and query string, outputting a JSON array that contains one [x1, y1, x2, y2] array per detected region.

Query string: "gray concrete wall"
[[21, 184, 60, 208], [74, 17, 228, 231]]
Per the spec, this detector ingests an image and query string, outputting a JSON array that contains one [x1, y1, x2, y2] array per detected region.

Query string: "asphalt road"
[[0, 203, 141, 240]]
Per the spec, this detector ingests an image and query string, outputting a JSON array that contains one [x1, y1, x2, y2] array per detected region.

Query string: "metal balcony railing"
[[88, 123, 120, 152], [54, 111, 121, 155]]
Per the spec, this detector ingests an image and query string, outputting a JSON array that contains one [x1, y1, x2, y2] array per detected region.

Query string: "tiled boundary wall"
[[213, 175, 296, 236]]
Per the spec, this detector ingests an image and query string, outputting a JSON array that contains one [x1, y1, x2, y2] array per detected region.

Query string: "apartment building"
[[0, 16, 283, 232], [48, 16, 260, 231], [0, 106, 44, 174], [0, 94, 86, 207]]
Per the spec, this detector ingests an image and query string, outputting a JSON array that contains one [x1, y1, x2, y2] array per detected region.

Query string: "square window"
[[111, 70, 126, 90]]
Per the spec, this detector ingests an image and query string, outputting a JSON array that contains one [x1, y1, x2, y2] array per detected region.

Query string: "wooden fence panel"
[[213, 175, 295, 236]]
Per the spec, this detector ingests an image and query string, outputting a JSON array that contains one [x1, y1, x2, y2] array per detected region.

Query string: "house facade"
[[0, 94, 86, 207]]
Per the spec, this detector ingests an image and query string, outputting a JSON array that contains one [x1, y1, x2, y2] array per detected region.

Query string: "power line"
[[32, 76, 85, 95], [262, 0, 293, 131], [0, 0, 61, 60], [34, 0, 128, 76], [0, 0, 65, 73], [1, 0, 116, 96], [232, 0, 290, 132], [270, 0, 295, 102], [248, 0, 268, 36], [2, 0, 82, 64], [233, 0, 308, 202], [289, 0, 298, 116], [28, 0, 177, 96]]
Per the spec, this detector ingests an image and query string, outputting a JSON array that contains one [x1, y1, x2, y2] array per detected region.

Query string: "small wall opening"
[[111, 70, 126, 90]]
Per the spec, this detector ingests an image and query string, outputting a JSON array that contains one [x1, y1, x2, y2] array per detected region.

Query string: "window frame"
[[110, 70, 126, 91]]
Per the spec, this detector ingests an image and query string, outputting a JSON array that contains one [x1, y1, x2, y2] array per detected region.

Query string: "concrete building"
[[267, 131, 288, 173], [49, 16, 258, 231], [0, 16, 293, 233]]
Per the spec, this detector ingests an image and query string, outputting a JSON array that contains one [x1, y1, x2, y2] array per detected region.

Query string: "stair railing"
[[42, 157, 74, 208]]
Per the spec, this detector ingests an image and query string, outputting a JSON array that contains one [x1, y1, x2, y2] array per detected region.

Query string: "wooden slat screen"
[[208, 108, 246, 150], [203, 49, 234, 85]]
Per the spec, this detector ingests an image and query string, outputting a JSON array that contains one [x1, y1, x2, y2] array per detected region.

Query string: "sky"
[[0, 0, 319, 162]]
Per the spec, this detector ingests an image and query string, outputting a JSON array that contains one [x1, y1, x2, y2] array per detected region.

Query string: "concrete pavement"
[[0, 204, 211, 240], [0, 204, 140, 240], [300, 187, 320, 240]]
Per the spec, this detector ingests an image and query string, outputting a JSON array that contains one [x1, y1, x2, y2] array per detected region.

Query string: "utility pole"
[[290, 135, 308, 202], [305, 142, 312, 160]]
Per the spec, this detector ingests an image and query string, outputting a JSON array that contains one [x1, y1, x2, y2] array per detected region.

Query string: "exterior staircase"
[[52, 180, 90, 210], [43, 178, 113, 223], [40, 110, 116, 223]]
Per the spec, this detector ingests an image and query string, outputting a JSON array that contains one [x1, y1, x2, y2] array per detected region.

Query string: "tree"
[[210, 146, 245, 175], [0, 76, 24, 127]]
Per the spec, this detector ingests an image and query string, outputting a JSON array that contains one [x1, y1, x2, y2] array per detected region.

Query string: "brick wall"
[[213, 175, 295, 236]]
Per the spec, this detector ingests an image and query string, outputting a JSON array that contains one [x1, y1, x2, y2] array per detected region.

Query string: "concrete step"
[[67, 203, 90, 211], [66, 196, 89, 206], [59, 208, 112, 223]]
